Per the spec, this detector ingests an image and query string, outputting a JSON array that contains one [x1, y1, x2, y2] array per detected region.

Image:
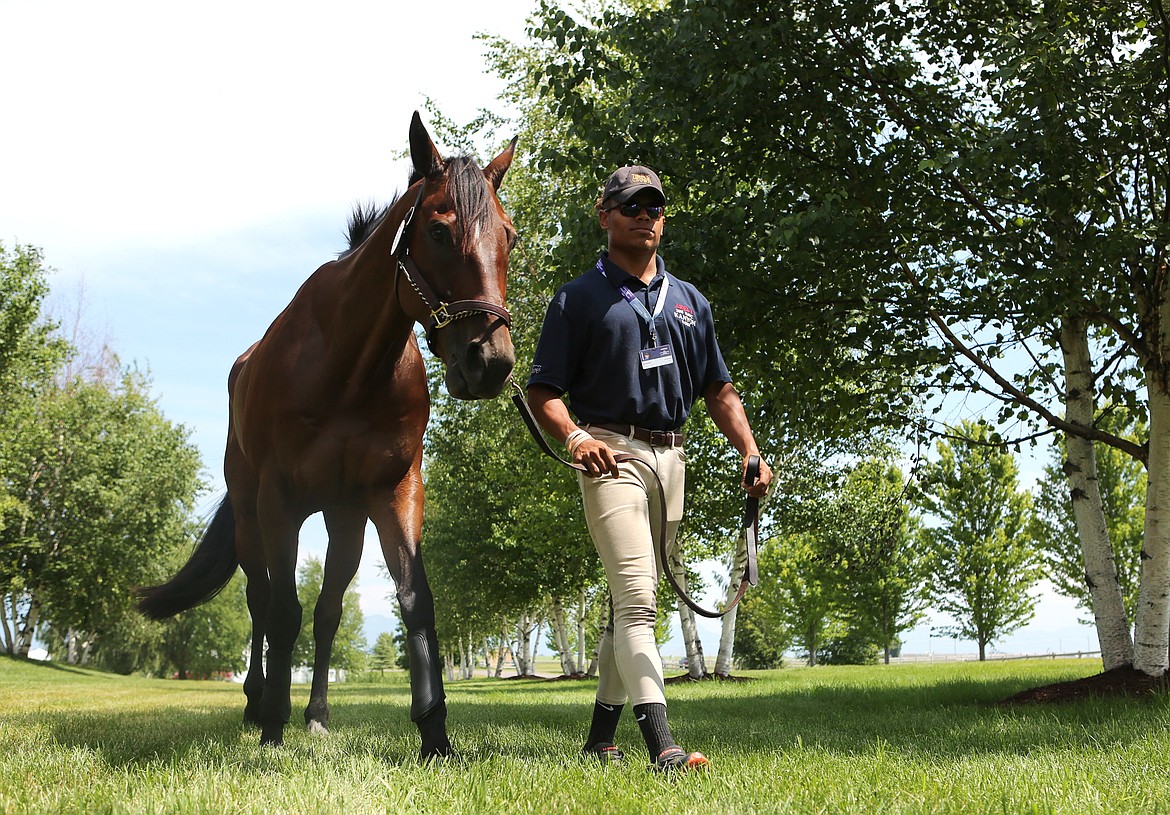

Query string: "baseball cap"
[[601, 165, 665, 206]]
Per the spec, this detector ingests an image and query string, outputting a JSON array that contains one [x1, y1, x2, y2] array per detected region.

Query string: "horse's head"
[[396, 113, 517, 400]]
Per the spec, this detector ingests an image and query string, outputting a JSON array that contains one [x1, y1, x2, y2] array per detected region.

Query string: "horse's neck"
[[326, 213, 418, 387]]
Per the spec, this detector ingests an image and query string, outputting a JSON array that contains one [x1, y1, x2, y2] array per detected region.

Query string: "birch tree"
[[493, 0, 1168, 674], [1032, 410, 1146, 626]]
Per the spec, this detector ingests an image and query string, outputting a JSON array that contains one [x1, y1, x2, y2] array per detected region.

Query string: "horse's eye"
[[428, 224, 449, 244]]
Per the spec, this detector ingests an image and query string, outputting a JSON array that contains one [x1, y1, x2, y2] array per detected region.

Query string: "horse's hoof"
[[307, 719, 329, 736], [260, 725, 285, 746], [419, 742, 455, 763]]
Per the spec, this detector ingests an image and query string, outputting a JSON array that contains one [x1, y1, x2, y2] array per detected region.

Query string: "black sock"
[[584, 700, 624, 748], [633, 702, 677, 759]]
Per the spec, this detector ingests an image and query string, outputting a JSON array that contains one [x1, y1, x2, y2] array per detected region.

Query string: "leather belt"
[[588, 422, 685, 448]]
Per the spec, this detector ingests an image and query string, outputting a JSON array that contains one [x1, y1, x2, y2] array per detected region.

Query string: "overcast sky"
[[1, 0, 1091, 659]]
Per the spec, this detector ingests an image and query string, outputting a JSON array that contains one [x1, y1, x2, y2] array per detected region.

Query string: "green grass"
[[2, 656, 1169, 814]]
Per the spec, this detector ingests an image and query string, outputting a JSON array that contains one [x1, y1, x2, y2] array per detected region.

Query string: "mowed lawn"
[[2, 655, 1169, 814]]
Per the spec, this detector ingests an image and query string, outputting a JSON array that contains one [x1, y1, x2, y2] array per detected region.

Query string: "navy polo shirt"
[[528, 252, 731, 430]]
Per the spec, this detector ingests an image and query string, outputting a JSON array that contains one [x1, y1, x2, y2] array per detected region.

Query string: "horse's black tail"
[[135, 495, 239, 620]]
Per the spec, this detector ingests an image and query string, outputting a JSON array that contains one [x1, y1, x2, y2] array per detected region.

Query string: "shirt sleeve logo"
[[673, 303, 696, 328]]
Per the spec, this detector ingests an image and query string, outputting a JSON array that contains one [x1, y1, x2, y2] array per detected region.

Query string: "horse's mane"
[[342, 155, 492, 256]]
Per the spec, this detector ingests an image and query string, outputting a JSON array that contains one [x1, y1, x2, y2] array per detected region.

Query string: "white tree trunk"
[[515, 613, 532, 676], [667, 545, 706, 677], [576, 588, 588, 675], [1135, 382, 1170, 675], [715, 538, 749, 676], [15, 595, 39, 658], [548, 596, 575, 675], [515, 611, 541, 676], [1060, 319, 1134, 669], [586, 612, 604, 677], [498, 621, 511, 677], [0, 596, 15, 654]]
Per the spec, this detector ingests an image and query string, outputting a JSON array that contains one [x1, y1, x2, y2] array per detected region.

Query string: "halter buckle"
[[431, 303, 455, 329]]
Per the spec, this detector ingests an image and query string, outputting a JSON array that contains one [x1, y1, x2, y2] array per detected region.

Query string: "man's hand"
[[574, 437, 621, 479], [743, 455, 773, 499]]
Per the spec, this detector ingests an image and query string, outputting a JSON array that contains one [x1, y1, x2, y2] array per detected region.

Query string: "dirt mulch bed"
[[664, 671, 756, 684], [1001, 665, 1170, 705]]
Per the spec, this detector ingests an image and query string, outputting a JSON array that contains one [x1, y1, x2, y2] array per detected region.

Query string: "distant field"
[[2, 655, 1168, 814]]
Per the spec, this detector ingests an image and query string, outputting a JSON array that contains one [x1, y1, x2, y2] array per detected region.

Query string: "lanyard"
[[597, 259, 671, 345]]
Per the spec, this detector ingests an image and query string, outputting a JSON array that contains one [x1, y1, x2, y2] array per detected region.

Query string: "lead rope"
[[509, 379, 759, 618]]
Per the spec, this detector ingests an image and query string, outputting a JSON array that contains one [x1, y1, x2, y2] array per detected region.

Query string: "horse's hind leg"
[[368, 476, 452, 760], [255, 488, 305, 746], [239, 534, 268, 726], [226, 444, 267, 726], [304, 506, 365, 734]]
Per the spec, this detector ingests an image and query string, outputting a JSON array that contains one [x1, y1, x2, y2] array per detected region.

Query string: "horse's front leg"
[[368, 472, 452, 760], [255, 488, 305, 746], [304, 507, 366, 734]]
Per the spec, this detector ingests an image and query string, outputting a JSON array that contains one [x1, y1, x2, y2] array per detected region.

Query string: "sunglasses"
[[607, 202, 665, 220]]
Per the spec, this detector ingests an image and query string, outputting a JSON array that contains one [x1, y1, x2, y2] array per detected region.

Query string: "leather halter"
[[392, 178, 513, 354], [511, 380, 760, 618]]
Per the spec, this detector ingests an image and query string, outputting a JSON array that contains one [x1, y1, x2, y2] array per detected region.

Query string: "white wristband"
[[565, 429, 592, 457]]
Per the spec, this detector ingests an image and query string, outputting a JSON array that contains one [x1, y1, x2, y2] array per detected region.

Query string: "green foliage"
[[0, 242, 66, 569], [741, 452, 926, 665], [368, 632, 398, 673], [1, 242, 207, 666], [818, 620, 881, 666], [0, 242, 66, 402], [291, 557, 367, 672], [822, 458, 931, 662], [919, 422, 1042, 659], [157, 574, 250, 679], [755, 534, 835, 665], [731, 589, 788, 669], [497, 0, 1166, 462], [0, 368, 204, 657]]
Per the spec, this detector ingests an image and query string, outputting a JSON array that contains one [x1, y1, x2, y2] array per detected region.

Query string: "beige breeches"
[[577, 426, 686, 707]]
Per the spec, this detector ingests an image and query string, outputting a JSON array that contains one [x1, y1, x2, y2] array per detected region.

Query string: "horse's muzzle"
[[444, 323, 515, 400]]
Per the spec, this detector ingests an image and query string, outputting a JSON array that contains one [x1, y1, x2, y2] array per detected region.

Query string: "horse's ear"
[[484, 136, 518, 191], [409, 111, 444, 178]]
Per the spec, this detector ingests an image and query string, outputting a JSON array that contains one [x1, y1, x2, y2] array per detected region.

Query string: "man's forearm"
[[704, 381, 760, 457], [526, 385, 580, 445]]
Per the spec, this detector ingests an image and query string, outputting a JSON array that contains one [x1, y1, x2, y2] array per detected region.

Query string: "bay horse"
[[136, 112, 517, 758]]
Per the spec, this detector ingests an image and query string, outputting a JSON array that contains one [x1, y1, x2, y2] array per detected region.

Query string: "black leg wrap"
[[407, 628, 446, 722]]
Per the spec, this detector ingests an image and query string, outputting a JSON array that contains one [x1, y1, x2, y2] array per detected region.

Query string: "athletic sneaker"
[[650, 746, 710, 772], [582, 742, 625, 764]]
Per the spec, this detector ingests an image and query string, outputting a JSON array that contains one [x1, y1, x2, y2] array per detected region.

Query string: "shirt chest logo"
[[673, 303, 696, 328]]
